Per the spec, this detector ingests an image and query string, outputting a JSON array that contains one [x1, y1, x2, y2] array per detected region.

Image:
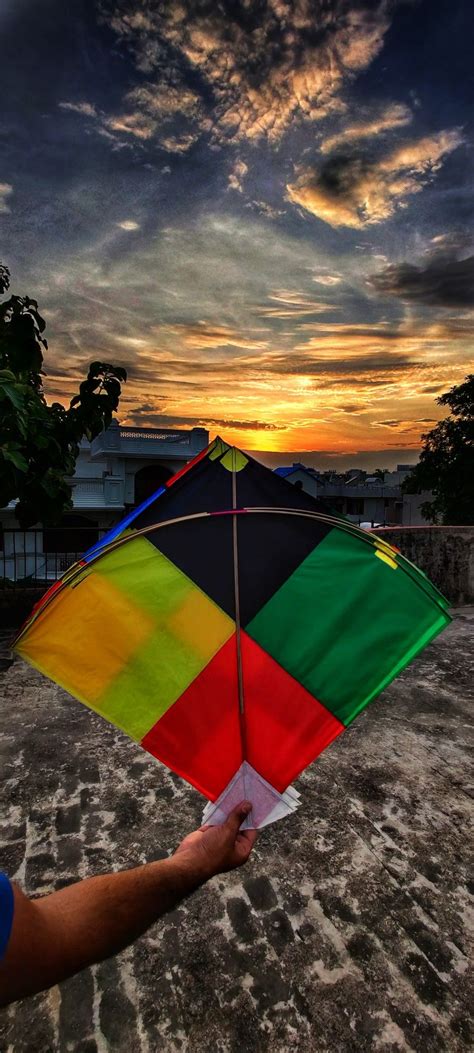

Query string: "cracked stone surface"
[[0, 609, 472, 1052]]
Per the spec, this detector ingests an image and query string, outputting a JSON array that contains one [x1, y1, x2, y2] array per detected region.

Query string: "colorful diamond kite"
[[13, 438, 451, 828]]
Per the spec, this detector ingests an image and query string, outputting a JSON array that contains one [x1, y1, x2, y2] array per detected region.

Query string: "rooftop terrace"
[[0, 609, 472, 1052]]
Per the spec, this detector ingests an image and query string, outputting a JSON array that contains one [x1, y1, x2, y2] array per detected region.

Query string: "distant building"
[[274, 463, 320, 498], [273, 461, 430, 527], [383, 464, 416, 487]]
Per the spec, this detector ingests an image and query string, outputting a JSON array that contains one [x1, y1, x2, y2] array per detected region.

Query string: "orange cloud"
[[258, 290, 338, 318], [161, 321, 270, 350], [287, 129, 464, 227], [101, 0, 393, 146], [228, 159, 248, 192], [320, 102, 412, 153]]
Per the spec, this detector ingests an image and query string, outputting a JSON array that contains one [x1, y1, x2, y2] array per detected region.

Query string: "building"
[[274, 463, 320, 498], [71, 421, 209, 523], [0, 422, 209, 581], [274, 462, 431, 527], [383, 464, 416, 487]]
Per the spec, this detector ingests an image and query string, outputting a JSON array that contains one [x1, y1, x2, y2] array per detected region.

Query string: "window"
[[346, 498, 364, 515]]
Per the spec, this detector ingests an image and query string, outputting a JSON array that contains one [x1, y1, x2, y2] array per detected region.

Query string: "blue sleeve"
[[0, 873, 14, 961]]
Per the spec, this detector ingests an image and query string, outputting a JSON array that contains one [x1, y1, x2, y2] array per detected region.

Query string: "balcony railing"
[[119, 428, 191, 443], [0, 529, 106, 586], [90, 424, 209, 459]]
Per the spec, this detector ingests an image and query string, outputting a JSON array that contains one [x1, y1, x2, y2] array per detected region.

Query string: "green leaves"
[[403, 374, 474, 525], [0, 262, 127, 527], [1, 445, 28, 472], [0, 380, 26, 411]]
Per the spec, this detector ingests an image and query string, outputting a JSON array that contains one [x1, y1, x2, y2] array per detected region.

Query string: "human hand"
[[174, 801, 257, 881]]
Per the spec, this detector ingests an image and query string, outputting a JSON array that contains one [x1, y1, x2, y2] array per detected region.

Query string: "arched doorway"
[[133, 464, 173, 506]]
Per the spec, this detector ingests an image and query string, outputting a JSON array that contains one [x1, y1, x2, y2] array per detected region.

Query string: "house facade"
[[70, 421, 209, 523]]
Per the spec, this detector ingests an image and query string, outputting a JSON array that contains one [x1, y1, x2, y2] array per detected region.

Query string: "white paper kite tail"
[[201, 761, 300, 830]]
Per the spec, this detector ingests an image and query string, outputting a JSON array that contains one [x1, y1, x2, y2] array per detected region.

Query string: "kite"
[[13, 438, 451, 829]]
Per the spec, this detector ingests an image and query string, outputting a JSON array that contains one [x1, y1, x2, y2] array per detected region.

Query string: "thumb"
[[225, 800, 252, 836]]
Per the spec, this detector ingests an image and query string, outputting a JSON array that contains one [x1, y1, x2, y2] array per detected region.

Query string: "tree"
[[0, 264, 127, 527], [403, 375, 474, 524]]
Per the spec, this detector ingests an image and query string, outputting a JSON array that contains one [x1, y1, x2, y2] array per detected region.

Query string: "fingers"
[[235, 828, 258, 864], [224, 800, 252, 836], [240, 829, 258, 847]]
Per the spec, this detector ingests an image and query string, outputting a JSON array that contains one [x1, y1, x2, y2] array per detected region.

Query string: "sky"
[[0, 0, 473, 470]]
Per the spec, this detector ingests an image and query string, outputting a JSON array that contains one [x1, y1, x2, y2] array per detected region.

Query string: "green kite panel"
[[247, 527, 450, 725]]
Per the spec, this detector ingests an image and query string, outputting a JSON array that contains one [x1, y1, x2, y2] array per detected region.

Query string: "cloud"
[[160, 133, 199, 153], [117, 219, 141, 231], [228, 159, 248, 193], [430, 231, 473, 253], [99, 0, 395, 145], [312, 274, 342, 286], [246, 200, 285, 219], [370, 249, 474, 307], [104, 111, 157, 140], [259, 291, 337, 318], [59, 101, 98, 118], [286, 129, 464, 227], [252, 345, 421, 378], [127, 407, 282, 431], [0, 183, 13, 213], [24, 207, 470, 463], [60, 81, 202, 146], [125, 82, 201, 122], [163, 321, 269, 350], [321, 102, 412, 153], [203, 418, 282, 431], [371, 417, 438, 432]]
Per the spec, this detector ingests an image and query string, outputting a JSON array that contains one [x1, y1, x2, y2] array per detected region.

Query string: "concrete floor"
[[0, 610, 472, 1052]]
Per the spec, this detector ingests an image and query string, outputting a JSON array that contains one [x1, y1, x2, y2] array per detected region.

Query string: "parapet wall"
[[1, 528, 473, 631], [373, 526, 474, 605]]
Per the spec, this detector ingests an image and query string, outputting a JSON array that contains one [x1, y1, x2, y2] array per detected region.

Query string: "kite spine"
[[231, 451, 248, 780]]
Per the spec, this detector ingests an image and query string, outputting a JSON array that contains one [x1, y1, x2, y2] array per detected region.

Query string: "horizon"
[[246, 448, 417, 473], [0, 0, 472, 464]]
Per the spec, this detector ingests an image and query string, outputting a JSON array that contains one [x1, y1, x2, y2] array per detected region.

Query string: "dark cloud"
[[203, 418, 282, 431], [264, 353, 421, 376], [287, 130, 463, 228], [370, 252, 474, 306], [128, 408, 282, 430], [372, 417, 438, 430], [421, 384, 448, 394], [128, 410, 202, 427]]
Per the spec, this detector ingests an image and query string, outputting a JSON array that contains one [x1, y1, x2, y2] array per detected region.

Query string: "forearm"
[[41, 853, 207, 965], [0, 853, 207, 1005]]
